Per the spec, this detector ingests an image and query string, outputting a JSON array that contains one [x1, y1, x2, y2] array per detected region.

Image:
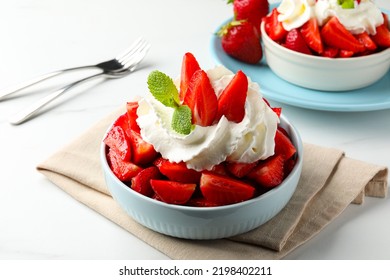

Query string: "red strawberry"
[[300, 18, 324, 54], [274, 128, 296, 160], [186, 197, 220, 207], [153, 157, 201, 184], [371, 19, 390, 48], [131, 166, 161, 197], [103, 120, 131, 162], [200, 172, 255, 205], [210, 163, 230, 176], [126, 101, 140, 133], [107, 149, 142, 182], [183, 69, 218, 126], [226, 161, 257, 178], [128, 130, 158, 166], [321, 46, 339, 58], [283, 29, 312, 55], [355, 32, 377, 51], [321, 17, 365, 53], [216, 70, 248, 123], [231, 0, 269, 33], [150, 179, 196, 205], [219, 20, 262, 64], [179, 52, 201, 101], [247, 154, 285, 188], [263, 8, 288, 42]]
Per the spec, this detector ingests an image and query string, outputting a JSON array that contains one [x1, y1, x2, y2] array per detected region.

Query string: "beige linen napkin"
[[37, 108, 388, 259]]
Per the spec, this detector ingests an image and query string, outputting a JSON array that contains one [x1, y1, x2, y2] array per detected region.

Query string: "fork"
[[4, 37, 150, 125]]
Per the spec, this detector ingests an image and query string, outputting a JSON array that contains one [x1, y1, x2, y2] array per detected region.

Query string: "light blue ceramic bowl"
[[100, 114, 303, 240]]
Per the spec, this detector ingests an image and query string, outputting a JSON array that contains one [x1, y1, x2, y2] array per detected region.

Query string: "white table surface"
[[1, 0, 389, 260]]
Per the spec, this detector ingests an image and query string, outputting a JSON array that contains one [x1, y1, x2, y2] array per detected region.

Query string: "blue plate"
[[209, 14, 390, 112]]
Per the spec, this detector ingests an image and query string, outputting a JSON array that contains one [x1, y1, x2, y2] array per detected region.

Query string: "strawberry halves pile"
[[104, 53, 297, 207], [264, 8, 390, 58]]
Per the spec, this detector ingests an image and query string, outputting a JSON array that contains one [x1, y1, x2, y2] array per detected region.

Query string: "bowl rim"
[[260, 20, 390, 63], [100, 113, 303, 212]]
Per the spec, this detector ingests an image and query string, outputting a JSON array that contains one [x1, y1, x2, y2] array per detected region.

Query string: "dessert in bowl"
[[100, 53, 303, 239], [261, 0, 390, 91]]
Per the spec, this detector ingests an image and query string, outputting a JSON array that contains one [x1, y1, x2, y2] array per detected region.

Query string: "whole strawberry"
[[229, 0, 269, 33], [218, 20, 262, 64]]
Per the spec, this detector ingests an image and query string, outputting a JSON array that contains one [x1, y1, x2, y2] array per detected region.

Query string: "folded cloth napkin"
[[37, 108, 388, 259]]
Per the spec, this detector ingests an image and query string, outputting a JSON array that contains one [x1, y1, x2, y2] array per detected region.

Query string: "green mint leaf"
[[338, 0, 354, 9], [172, 105, 193, 135], [147, 70, 180, 108]]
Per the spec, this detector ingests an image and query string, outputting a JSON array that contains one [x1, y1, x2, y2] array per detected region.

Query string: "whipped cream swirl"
[[277, 0, 384, 35], [136, 66, 279, 171]]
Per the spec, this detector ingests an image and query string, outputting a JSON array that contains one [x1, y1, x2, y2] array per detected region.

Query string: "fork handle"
[[0, 65, 97, 101], [9, 72, 104, 125]]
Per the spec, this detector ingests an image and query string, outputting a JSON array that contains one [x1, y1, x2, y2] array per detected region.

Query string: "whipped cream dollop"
[[136, 66, 279, 171], [277, 0, 384, 35]]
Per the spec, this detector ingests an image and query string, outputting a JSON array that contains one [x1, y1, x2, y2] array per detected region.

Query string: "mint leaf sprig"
[[147, 70, 193, 135]]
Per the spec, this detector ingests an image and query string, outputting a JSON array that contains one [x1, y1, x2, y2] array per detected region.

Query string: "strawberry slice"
[[247, 154, 285, 188], [321, 17, 365, 53], [321, 46, 339, 58], [126, 101, 140, 133], [128, 130, 158, 166], [106, 149, 142, 182], [283, 29, 312, 55], [150, 179, 196, 205], [355, 32, 377, 51], [153, 157, 201, 184], [263, 8, 288, 42], [371, 20, 390, 48], [131, 166, 161, 197], [103, 120, 131, 162], [216, 70, 248, 123], [179, 52, 201, 101], [183, 69, 218, 126], [300, 18, 324, 54], [200, 172, 255, 205], [274, 128, 296, 160], [226, 161, 258, 178]]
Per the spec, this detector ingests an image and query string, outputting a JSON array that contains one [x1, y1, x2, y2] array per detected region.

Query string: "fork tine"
[[120, 40, 151, 70], [116, 37, 146, 63]]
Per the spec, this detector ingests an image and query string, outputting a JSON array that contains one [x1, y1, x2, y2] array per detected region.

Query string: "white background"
[[0, 0, 389, 260]]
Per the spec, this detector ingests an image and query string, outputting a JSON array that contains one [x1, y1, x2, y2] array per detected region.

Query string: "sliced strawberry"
[[210, 163, 230, 176], [355, 32, 377, 51], [126, 101, 140, 133], [103, 121, 131, 161], [247, 154, 285, 188], [107, 149, 142, 182], [186, 197, 220, 207], [263, 8, 288, 42], [216, 70, 248, 123], [200, 172, 255, 205], [226, 161, 258, 178], [284, 157, 297, 178], [321, 46, 339, 58], [371, 20, 390, 48], [153, 157, 201, 184], [283, 29, 312, 55], [233, 0, 269, 33], [274, 128, 296, 160], [339, 49, 355, 58], [131, 166, 161, 197], [183, 70, 218, 126], [219, 20, 262, 64], [179, 52, 201, 101], [300, 18, 324, 54], [128, 130, 158, 166], [150, 179, 196, 205], [321, 17, 365, 53]]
